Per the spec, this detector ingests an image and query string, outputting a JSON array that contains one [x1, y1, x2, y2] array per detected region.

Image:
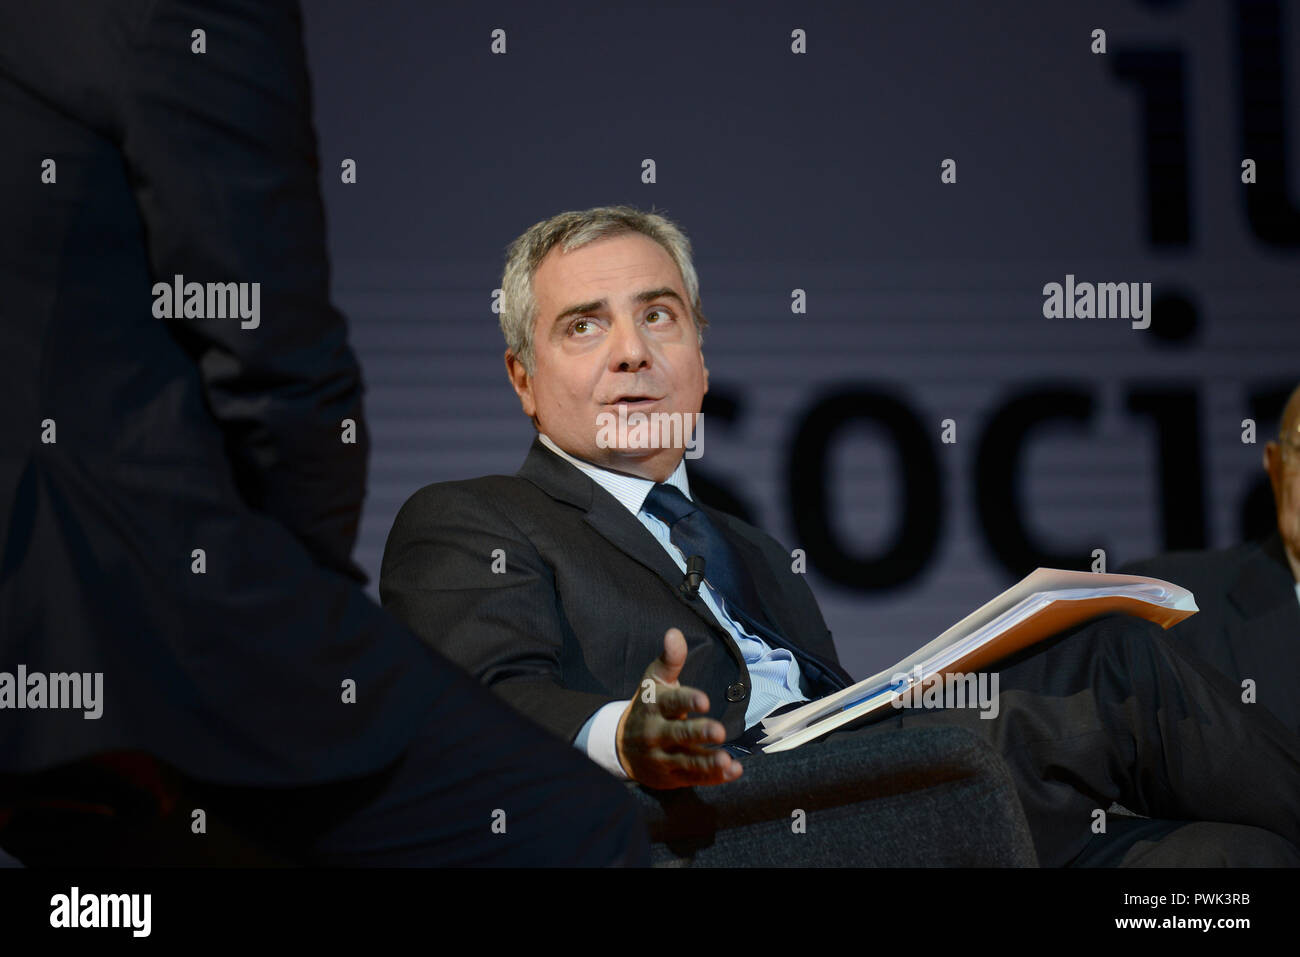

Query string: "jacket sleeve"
[[120, 0, 368, 580], [380, 482, 624, 743]]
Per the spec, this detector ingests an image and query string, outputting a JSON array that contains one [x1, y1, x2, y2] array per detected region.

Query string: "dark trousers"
[[787, 614, 1300, 866], [183, 663, 651, 866], [0, 663, 650, 868]]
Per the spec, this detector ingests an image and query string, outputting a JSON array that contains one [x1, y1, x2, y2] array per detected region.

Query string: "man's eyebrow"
[[552, 288, 686, 325]]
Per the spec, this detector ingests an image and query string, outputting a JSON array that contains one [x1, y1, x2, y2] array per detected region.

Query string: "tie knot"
[[642, 483, 698, 526]]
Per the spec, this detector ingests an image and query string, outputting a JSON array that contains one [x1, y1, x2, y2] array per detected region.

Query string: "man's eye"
[[646, 308, 672, 324], [570, 318, 593, 335]]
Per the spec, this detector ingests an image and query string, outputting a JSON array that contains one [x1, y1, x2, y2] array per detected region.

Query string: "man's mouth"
[[607, 395, 663, 407]]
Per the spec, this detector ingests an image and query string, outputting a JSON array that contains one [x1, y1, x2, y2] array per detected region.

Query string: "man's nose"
[[608, 316, 651, 372]]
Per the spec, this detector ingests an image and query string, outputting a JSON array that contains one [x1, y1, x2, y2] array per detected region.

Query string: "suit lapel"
[[582, 489, 695, 604], [709, 506, 852, 690], [1222, 535, 1300, 730], [1225, 534, 1300, 664], [516, 438, 742, 655], [1227, 601, 1298, 669], [1228, 532, 1300, 625]]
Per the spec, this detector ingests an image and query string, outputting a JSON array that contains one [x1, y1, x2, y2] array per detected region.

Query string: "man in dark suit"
[[1122, 387, 1300, 736], [381, 204, 1300, 866], [1069, 387, 1300, 865], [0, 0, 646, 866]]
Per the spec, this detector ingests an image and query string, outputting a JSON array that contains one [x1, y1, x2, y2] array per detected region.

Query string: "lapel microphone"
[[680, 555, 706, 599]]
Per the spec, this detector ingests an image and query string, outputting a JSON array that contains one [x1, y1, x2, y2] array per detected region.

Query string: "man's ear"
[[1264, 440, 1283, 499], [505, 350, 537, 419]]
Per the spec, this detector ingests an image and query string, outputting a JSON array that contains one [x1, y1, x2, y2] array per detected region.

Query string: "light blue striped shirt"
[[537, 434, 808, 778]]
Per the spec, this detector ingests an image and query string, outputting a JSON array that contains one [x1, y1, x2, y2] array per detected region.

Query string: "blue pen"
[[840, 676, 911, 712]]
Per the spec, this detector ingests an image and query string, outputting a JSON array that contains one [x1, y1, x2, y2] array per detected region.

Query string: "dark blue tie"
[[641, 483, 854, 700], [642, 483, 773, 633]]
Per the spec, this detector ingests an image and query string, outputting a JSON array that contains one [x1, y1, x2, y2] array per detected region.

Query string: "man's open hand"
[[615, 627, 743, 788]]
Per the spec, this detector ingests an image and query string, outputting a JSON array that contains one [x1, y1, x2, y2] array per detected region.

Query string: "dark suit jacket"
[[0, 0, 440, 785], [381, 437, 854, 745], [1120, 531, 1300, 736]]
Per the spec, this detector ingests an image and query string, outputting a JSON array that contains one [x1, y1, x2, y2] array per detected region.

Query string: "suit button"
[[725, 682, 747, 702]]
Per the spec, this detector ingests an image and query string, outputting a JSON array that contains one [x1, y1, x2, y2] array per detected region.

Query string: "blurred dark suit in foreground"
[[0, 0, 646, 865]]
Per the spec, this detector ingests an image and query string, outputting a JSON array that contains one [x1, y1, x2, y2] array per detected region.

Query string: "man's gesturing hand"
[[615, 627, 743, 789]]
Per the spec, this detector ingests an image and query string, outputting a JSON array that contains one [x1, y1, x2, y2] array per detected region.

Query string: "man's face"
[[506, 233, 708, 482]]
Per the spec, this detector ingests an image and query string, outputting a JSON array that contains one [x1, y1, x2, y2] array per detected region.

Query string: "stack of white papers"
[[756, 568, 1198, 753]]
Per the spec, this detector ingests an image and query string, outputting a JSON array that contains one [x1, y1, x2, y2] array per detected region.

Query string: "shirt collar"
[[537, 433, 691, 516]]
